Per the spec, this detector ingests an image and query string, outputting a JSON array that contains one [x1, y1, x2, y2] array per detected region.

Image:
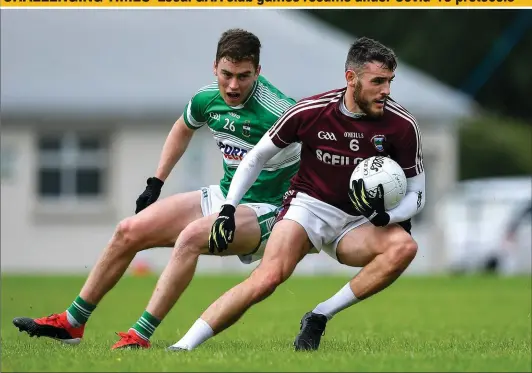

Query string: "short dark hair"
[[216, 29, 261, 70], [345, 37, 397, 72]]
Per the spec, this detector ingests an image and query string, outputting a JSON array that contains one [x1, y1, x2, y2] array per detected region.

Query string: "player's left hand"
[[208, 204, 236, 253], [349, 179, 390, 227]]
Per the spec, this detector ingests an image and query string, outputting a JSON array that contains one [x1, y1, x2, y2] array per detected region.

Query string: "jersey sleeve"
[[388, 172, 426, 223], [395, 119, 424, 178], [224, 135, 284, 207], [267, 105, 302, 148], [183, 90, 210, 130]]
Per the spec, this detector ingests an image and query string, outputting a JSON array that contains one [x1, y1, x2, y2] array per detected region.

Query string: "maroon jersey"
[[268, 88, 424, 215]]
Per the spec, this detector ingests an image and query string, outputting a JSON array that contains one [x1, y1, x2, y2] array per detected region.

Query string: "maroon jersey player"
[[269, 89, 423, 217], [167, 37, 426, 353]]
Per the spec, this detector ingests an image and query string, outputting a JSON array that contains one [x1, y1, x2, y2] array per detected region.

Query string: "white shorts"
[[277, 192, 369, 261], [200, 185, 278, 264]]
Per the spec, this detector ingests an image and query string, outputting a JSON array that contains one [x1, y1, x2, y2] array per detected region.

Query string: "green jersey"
[[183, 75, 300, 206]]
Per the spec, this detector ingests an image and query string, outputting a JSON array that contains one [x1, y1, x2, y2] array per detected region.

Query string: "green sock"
[[132, 310, 161, 340], [66, 296, 96, 326]]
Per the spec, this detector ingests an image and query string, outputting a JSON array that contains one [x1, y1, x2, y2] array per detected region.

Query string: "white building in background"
[[1, 10, 476, 275]]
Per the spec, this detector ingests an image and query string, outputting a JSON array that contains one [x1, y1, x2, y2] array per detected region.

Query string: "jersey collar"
[[340, 95, 366, 119]]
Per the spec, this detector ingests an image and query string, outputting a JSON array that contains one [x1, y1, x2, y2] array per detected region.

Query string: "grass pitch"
[[1, 274, 530, 372]]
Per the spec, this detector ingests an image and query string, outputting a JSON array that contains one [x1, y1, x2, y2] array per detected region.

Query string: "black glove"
[[208, 204, 236, 254], [348, 179, 390, 227], [135, 177, 164, 214]]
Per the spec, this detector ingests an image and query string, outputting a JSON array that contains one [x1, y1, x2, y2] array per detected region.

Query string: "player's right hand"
[[135, 177, 164, 214], [349, 179, 390, 227], [209, 204, 236, 254]]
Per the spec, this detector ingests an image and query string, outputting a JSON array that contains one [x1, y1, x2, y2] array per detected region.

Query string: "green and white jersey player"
[[184, 76, 299, 259], [12, 29, 299, 349], [184, 76, 299, 211]]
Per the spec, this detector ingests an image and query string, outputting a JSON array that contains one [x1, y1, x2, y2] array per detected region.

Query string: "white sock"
[[169, 318, 214, 351], [129, 328, 149, 341], [66, 311, 81, 328], [312, 283, 360, 320]]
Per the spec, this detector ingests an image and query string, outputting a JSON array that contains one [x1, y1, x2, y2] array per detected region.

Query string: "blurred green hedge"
[[458, 115, 532, 180]]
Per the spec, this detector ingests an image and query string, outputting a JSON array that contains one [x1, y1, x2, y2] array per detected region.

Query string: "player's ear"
[[213, 60, 218, 76], [345, 70, 357, 87], [255, 64, 261, 77]]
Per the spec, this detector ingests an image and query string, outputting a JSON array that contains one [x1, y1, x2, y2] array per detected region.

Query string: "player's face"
[[347, 61, 394, 118], [214, 58, 260, 106]]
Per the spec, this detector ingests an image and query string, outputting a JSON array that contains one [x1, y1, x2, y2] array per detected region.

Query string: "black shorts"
[[398, 219, 412, 235]]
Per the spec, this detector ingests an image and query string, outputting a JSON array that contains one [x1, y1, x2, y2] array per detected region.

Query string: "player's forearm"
[[388, 172, 426, 224], [225, 135, 283, 207], [155, 116, 194, 181]]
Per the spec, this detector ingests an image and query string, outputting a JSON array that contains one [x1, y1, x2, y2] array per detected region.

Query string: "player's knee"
[[172, 222, 206, 258], [386, 229, 418, 268], [113, 217, 144, 251], [250, 267, 284, 300]]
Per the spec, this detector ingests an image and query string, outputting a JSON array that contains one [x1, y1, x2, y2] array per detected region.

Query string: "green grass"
[[1, 274, 531, 372]]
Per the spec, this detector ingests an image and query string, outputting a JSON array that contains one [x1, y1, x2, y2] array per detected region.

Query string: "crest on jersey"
[[242, 121, 251, 138], [371, 135, 386, 152]]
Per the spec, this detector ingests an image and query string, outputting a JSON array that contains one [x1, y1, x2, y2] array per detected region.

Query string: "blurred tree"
[[458, 115, 532, 180], [305, 10, 532, 123]]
